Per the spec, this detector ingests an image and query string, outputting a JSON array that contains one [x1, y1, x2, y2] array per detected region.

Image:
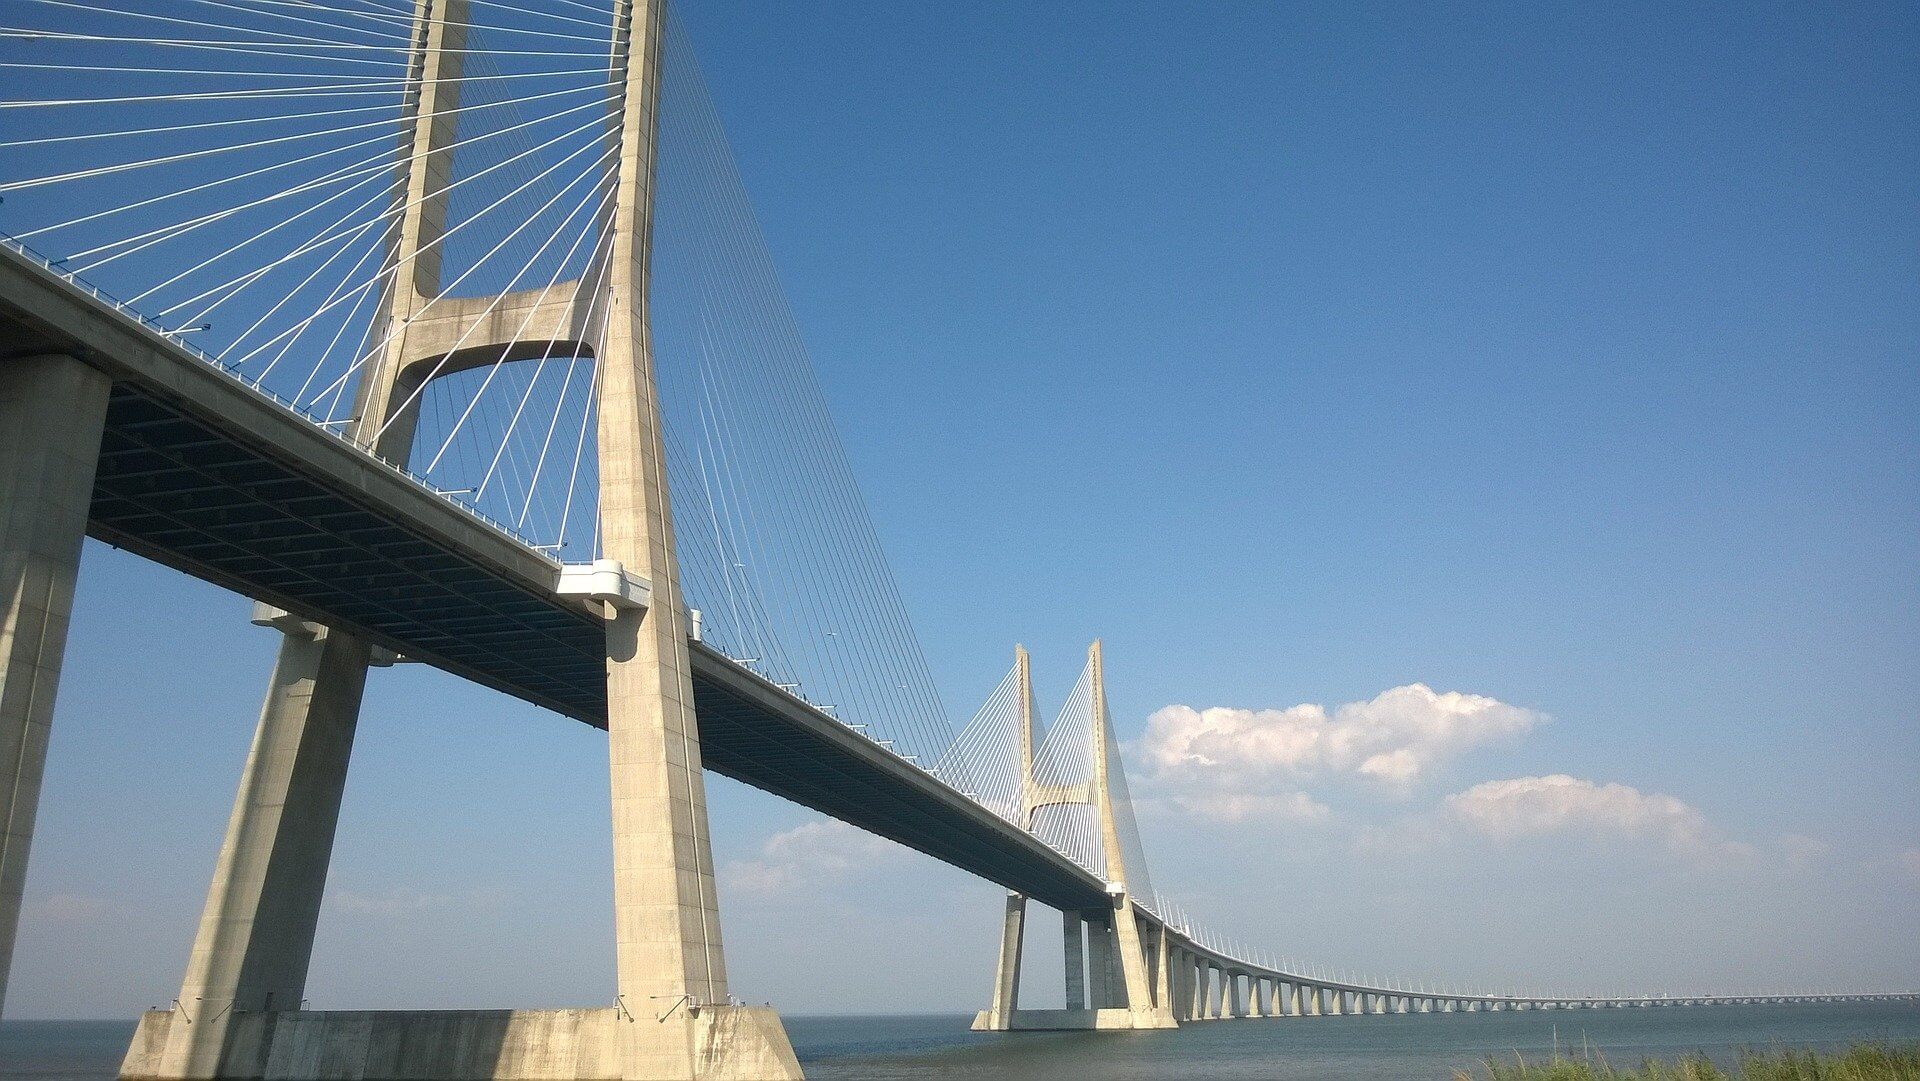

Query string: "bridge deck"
[[0, 244, 1108, 915]]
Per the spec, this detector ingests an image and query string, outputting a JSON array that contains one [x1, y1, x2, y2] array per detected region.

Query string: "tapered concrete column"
[[1084, 912, 1112, 1008], [1305, 984, 1321, 1016], [1063, 911, 1085, 1011], [0, 354, 109, 1020], [1162, 946, 1179, 1018], [977, 648, 1037, 1032], [1189, 958, 1203, 1021], [596, 2, 799, 1075], [1287, 981, 1302, 1016], [982, 892, 1025, 1029], [1206, 966, 1222, 1019], [1106, 898, 1157, 1018], [1155, 927, 1172, 1012], [598, 0, 736, 1057], [1254, 977, 1270, 1018], [156, 624, 371, 1077]]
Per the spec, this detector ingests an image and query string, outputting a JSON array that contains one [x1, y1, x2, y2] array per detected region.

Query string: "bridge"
[[0, 3, 1909, 1080]]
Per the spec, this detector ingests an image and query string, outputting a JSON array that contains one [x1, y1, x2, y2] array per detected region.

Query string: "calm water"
[[5, 1002, 1918, 1081]]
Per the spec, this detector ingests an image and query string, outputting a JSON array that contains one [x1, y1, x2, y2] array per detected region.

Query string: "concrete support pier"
[[149, 622, 370, 1078], [0, 354, 110, 1018], [1063, 912, 1086, 1010], [978, 892, 1026, 1029]]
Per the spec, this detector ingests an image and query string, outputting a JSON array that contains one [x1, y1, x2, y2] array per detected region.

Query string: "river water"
[[6, 1001, 1917, 1080]]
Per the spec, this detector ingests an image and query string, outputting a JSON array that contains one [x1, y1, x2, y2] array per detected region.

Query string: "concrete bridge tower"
[[109, 2, 801, 1078], [973, 642, 1175, 1031]]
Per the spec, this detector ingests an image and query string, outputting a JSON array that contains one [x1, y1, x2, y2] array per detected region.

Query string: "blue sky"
[[10, 0, 1918, 1017]]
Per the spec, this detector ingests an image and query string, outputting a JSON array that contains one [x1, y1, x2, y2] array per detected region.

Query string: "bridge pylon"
[[114, 2, 799, 1079], [972, 642, 1177, 1032]]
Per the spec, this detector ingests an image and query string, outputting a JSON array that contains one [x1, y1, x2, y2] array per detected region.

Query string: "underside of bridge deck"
[[0, 246, 1110, 916]]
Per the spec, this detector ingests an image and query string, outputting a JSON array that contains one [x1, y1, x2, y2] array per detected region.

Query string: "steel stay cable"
[[421, 154, 615, 478], [668, 50, 960, 756], [0, 29, 416, 70], [254, 210, 396, 387], [0, 78, 598, 149], [197, 0, 608, 45], [181, 0, 423, 44], [15, 0, 409, 51], [197, 191, 395, 367], [1, 27, 603, 60], [471, 214, 612, 514], [92, 109, 567, 325], [258, 0, 612, 43], [111, 82, 614, 305], [2, 76, 612, 194], [360, 124, 620, 451], [200, 96, 618, 373], [0, 63, 611, 101]]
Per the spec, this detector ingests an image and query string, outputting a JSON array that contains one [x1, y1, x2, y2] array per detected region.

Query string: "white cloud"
[[1441, 774, 1749, 860], [722, 819, 902, 895], [1134, 684, 1544, 804]]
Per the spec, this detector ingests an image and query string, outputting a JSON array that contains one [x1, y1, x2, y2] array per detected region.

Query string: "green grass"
[[1454, 1043, 1920, 1081]]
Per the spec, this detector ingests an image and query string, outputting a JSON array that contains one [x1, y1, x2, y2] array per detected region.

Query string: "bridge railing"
[[1, 231, 562, 562]]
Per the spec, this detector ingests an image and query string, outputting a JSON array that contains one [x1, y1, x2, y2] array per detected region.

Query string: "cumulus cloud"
[[1135, 684, 1544, 801], [722, 819, 902, 895], [1441, 774, 1749, 860]]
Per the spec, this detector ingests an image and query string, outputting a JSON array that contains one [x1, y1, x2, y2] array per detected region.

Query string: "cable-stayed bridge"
[[0, 3, 1907, 1080]]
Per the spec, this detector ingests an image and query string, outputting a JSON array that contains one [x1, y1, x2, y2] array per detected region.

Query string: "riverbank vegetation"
[[1457, 1043, 1920, 1080]]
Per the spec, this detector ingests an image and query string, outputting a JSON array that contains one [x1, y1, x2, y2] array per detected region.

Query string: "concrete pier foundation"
[[0, 353, 110, 1018], [122, 1007, 799, 1081]]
